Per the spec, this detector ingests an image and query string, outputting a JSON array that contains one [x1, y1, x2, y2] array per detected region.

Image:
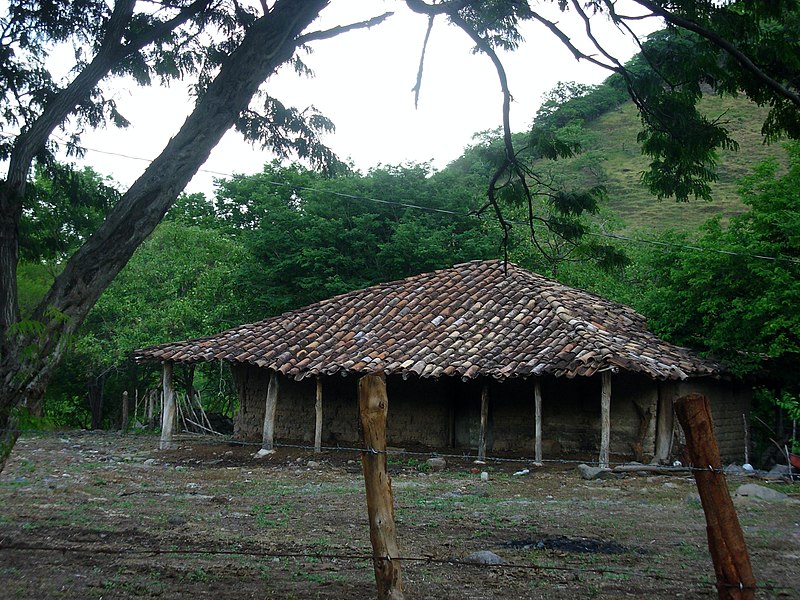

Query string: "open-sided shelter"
[[135, 260, 749, 464]]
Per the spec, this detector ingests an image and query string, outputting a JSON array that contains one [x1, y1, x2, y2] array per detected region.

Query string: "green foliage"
[[77, 220, 249, 365], [628, 143, 800, 381], [42, 219, 248, 426], [215, 162, 500, 319], [20, 163, 120, 260]]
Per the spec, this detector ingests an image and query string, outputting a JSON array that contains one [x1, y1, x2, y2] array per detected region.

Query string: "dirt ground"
[[0, 431, 798, 599]]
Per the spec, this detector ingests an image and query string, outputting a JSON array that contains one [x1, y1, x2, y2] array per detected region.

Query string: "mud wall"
[[232, 365, 745, 462]]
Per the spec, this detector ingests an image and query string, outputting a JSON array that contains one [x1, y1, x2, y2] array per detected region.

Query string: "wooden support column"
[[534, 379, 543, 464], [654, 386, 675, 463], [261, 372, 279, 452], [599, 372, 611, 468], [478, 382, 489, 461], [674, 393, 756, 600], [358, 375, 404, 600], [314, 378, 323, 453], [159, 363, 176, 450]]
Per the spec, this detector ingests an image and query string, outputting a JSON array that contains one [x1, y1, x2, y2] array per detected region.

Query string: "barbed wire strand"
[[2, 431, 794, 593], [0, 541, 771, 592], [3, 427, 788, 477]]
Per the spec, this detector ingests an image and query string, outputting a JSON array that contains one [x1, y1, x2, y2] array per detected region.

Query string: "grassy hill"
[[536, 94, 782, 233]]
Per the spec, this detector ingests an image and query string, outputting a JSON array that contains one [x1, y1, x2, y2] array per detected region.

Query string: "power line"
[[4, 130, 798, 265]]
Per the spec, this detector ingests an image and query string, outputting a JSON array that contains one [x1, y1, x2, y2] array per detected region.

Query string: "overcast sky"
[[72, 1, 659, 196]]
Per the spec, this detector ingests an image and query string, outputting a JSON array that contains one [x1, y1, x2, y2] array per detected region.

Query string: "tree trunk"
[[0, 0, 328, 469]]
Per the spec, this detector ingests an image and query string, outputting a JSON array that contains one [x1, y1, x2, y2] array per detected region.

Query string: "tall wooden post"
[[159, 363, 176, 450], [534, 379, 543, 463], [599, 372, 611, 468], [358, 375, 404, 600], [674, 393, 755, 600], [121, 390, 129, 432], [262, 372, 279, 452], [314, 378, 323, 453], [147, 389, 155, 428], [478, 382, 489, 461], [654, 387, 675, 463]]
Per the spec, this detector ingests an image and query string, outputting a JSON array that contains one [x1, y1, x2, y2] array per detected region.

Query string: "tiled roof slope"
[[134, 259, 721, 381]]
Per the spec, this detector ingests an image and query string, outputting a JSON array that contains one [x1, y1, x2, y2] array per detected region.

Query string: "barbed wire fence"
[[1, 427, 797, 596]]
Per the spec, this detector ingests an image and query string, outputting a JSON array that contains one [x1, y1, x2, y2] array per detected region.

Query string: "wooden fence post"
[[674, 393, 756, 600], [121, 390, 129, 432], [159, 363, 176, 450], [314, 378, 323, 453], [358, 374, 404, 600]]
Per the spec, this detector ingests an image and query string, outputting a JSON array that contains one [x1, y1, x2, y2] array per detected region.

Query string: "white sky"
[[69, 1, 659, 196]]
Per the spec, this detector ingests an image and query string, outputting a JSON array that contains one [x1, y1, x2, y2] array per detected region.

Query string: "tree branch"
[[404, 0, 468, 17], [634, 0, 800, 109], [411, 15, 435, 109], [298, 12, 393, 44]]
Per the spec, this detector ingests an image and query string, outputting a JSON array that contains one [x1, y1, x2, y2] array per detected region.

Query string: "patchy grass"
[[0, 432, 797, 599]]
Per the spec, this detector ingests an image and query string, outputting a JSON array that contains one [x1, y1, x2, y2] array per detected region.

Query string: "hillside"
[[542, 94, 780, 232]]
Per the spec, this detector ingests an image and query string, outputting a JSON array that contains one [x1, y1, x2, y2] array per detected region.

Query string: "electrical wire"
[[2, 130, 799, 265]]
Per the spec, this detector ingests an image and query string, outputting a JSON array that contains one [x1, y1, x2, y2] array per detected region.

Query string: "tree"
[[214, 162, 498, 319], [52, 219, 248, 429], [635, 143, 800, 381], [2, 0, 800, 470], [0, 0, 383, 465]]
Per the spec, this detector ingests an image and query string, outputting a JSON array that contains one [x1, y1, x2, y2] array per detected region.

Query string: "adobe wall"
[[231, 365, 667, 461], [659, 378, 751, 464]]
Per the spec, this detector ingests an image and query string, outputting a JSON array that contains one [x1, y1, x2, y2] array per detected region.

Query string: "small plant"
[[186, 567, 210, 583]]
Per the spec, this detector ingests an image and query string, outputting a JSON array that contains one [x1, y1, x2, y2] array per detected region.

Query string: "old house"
[[135, 260, 749, 464]]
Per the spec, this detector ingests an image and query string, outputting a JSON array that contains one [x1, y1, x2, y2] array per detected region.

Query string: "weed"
[[186, 567, 210, 583]]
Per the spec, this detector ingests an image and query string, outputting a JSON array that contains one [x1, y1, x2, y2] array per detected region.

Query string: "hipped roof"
[[134, 259, 721, 382]]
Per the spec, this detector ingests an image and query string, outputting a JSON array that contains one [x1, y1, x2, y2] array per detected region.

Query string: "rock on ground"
[[426, 457, 447, 471], [736, 484, 788, 502], [465, 551, 505, 565], [577, 464, 614, 480]]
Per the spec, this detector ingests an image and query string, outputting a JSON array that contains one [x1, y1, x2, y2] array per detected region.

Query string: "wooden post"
[[262, 372, 279, 452], [358, 375, 404, 600], [654, 387, 675, 463], [478, 382, 489, 461], [599, 372, 611, 468], [447, 394, 456, 449], [159, 363, 176, 450], [534, 379, 543, 463], [674, 393, 756, 600], [147, 389, 155, 428], [121, 390, 129, 432], [314, 378, 323, 453]]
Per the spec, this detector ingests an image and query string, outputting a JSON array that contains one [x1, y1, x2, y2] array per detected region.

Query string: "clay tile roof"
[[134, 259, 722, 381]]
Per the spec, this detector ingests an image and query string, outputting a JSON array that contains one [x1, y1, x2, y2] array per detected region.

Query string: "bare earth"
[[0, 431, 798, 599]]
